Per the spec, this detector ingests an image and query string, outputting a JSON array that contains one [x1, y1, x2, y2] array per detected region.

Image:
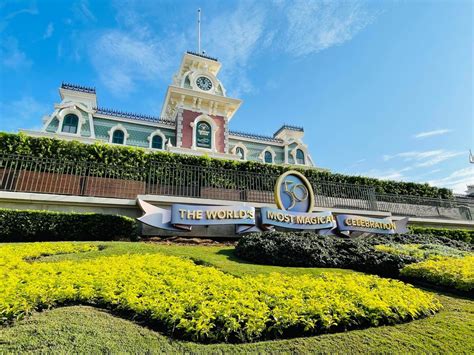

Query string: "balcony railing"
[[0, 154, 472, 221]]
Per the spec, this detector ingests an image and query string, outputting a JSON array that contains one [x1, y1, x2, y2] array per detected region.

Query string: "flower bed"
[[0, 242, 442, 343], [401, 256, 474, 293]]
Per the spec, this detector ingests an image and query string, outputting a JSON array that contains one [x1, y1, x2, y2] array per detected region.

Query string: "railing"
[[375, 193, 472, 221], [0, 154, 472, 221]]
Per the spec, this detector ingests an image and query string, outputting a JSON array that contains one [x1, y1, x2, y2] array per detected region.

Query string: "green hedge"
[[0, 209, 139, 242], [409, 226, 474, 244], [0, 132, 453, 198], [235, 232, 473, 278]]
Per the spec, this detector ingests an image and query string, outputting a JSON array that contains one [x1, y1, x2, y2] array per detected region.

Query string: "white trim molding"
[[47, 106, 85, 137], [147, 129, 166, 150], [290, 144, 309, 166], [259, 146, 276, 164], [108, 124, 129, 145], [190, 114, 219, 152], [231, 142, 248, 161]]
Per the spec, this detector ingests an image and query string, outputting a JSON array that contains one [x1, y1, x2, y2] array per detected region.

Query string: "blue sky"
[[0, 0, 472, 193]]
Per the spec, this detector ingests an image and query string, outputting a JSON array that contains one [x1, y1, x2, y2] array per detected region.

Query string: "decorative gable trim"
[[259, 146, 277, 164], [230, 142, 249, 161]]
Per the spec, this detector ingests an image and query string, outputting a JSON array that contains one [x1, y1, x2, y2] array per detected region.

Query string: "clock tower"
[[160, 51, 242, 157]]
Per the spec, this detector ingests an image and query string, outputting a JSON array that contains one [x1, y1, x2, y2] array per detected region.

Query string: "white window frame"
[[191, 114, 218, 152], [231, 142, 249, 161], [290, 144, 309, 166], [57, 107, 84, 137], [147, 129, 166, 150], [259, 146, 276, 164], [108, 124, 129, 145]]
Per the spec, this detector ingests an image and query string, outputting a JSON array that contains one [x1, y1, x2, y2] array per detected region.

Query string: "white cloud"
[[428, 167, 474, 194], [0, 96, 49, 132], [413, 128, 452, 139], [86, 1, 378, 97], [0, 36, 32, 69], [43, 22, 54, 39], [203, 3, 267, 96], [383, 149, 464, 167], [0, 5, 38, 33], [74, 0, 96, 23], [90, 30, 181, 95], [280, 0, 376, 56]]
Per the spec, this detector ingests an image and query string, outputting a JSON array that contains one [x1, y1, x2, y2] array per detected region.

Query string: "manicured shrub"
[[401, 256, 474, 293], [409, 226, 474, 244], [0, 209, 139, 242], [0, 132, 453, 198], [0, 242, 441, 343], [236, 231, 473, 278], [375, 243, 470, 260]]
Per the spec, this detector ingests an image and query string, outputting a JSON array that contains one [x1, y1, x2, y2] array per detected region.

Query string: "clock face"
[[196, 76, 213, 91]]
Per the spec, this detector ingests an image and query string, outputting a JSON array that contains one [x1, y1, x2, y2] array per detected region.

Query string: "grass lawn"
[[1, 241, 473, 353]]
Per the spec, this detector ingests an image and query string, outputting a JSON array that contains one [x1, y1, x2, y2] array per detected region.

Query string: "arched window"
[[196, 121, 212, 149], [112, 130, 125, 144], [264, 151, 273, 164], [151, 135, 163, 149], [296, 149, 305, 165], [61, 114, 78, 134], [236, 146, 245, 160]]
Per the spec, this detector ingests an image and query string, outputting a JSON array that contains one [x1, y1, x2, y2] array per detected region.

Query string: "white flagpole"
[[198, 8, 201, 54]]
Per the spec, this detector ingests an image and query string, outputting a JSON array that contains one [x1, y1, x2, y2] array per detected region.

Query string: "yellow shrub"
[[401, 256, 474, 292], [0, 243, 442, 342]]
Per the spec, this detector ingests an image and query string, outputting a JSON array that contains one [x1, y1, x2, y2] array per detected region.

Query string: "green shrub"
[[1, 242, 442, 342], [409, 226, 474, 244], [0, 209, 139, 242], [0, 132, 453, 198], [236, 232, 473, 278], [401, 256, 474, 293]]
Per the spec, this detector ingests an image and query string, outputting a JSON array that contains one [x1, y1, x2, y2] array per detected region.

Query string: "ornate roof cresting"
[[229, 130, 284, 143], [186, 51, 218, 62], [61, 82, 96, 94], [273, 124, 304, 137], [94, 107, 175, 126]]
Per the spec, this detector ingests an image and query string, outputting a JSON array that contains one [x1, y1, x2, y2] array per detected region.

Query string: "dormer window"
[[61, 114, 78, 134], [296, 149, 305, 165], [112, 130, 125, 144], [264, 151, 273, 164], [151, 135, 163, 149], [236, 147, 245, 160]]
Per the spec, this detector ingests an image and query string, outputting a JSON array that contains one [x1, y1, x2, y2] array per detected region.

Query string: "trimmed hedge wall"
[[0, 209, 139, 242], [235, 232, 473, 278], [0, 132, 453, 198], [409, 226, 474, 244]]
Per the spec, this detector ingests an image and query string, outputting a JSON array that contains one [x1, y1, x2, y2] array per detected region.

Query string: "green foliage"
[[0, 209, 139, 242], [401, 256, 474, 293], [0, 242, 441, 343], [409, 226, 474, 244], [375, 243, 471, 260], [0, 132, 453, 198], [236, 232, 473, 278]]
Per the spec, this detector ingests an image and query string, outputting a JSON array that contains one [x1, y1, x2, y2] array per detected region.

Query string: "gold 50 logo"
[[274, 170, 315, 213]]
